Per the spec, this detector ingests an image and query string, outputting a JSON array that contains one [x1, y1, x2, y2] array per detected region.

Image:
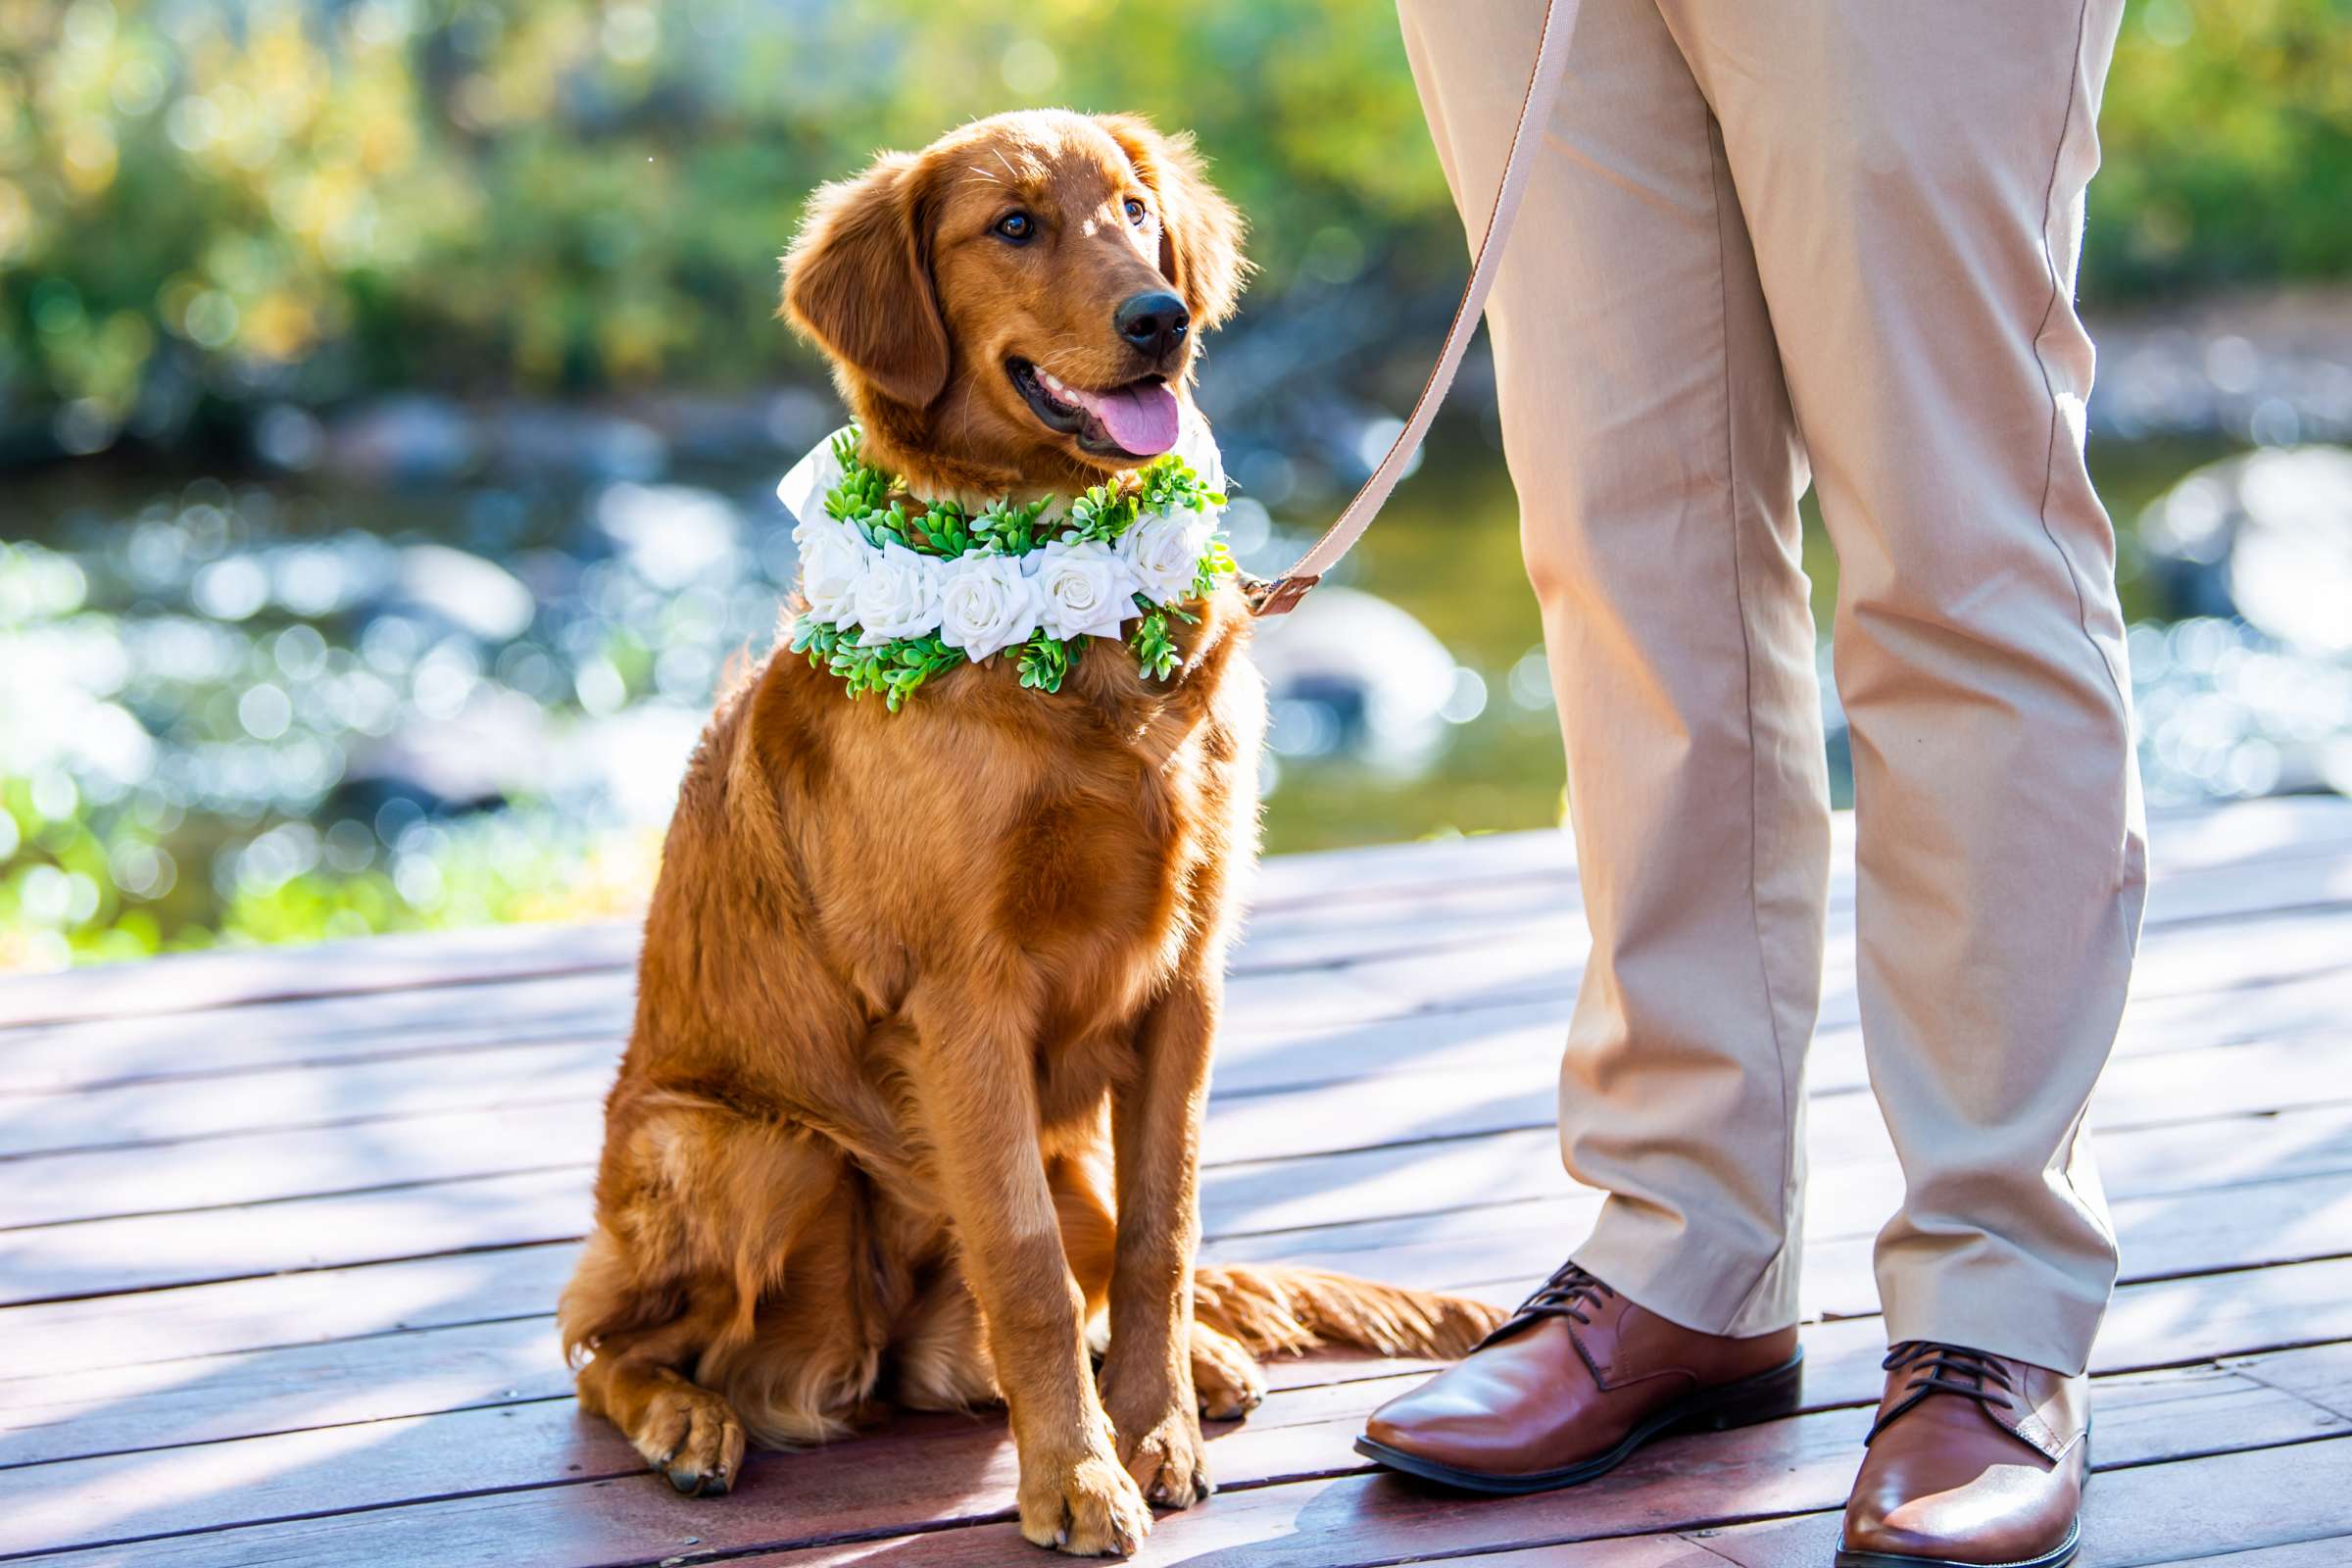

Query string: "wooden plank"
[[0, 919, 641, 1031], [2125, 1542, 2352, 1568], [696, 1364, 2352, 1568], [1801, 956, 2352, 1099], [10, 1034, 2350, 1303], [0, 878, 2342, 1156], [1246, 792, 2352, 914], [2232, 1337, 2352, 1420], [0, 796, 2344, 1565], [1220, 1017, 2352, 1179], [7, 1339, 2338, 1565], [1247, 898, 2352, 1083], [24, 1139, 2352, 1389], [1329, 899, 2352, 1047], [0, 1038, 623, 1161], [9, 1019, 2348, 1304], [0, 923, 2332, 1173], [1201, 1165, 2352, 1313], [0, 1313, 571, 1469], [0, 972, 634, 1096], [1260, 822, 2352, 1005], [0, 1168, 588, 1307], [5, 795, 2344, 1075], [0, 1244, 582, 1380], [1200, 1096, 2352, 1248], [6, 929, 2344, 1173], [0, 1310, 1414, 1472], [12, 1231, 2351, 1475], [0, 1102, 605, 1230], [1368, 1544, 1718, 1568]]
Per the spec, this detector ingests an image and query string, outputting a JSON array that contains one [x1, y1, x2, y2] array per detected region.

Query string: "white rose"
[[936, 552, 1044, 662], [795, 517, 878, 627], [1116, 507, 1216, 605], [1031, 538, 1138, 641], [853, 541, 943, 645]]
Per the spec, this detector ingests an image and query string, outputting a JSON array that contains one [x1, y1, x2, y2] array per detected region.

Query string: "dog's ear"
[[782, 152, 951, 411], [1097, 115, 1248, 331]]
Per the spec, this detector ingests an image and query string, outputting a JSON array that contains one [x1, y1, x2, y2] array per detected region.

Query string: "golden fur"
[[558, 111, 1500, 1557]]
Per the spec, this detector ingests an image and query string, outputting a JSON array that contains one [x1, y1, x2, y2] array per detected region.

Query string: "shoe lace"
[[1481, 1260, 1616, 1348], [1867, 1341, 2017, 1444]]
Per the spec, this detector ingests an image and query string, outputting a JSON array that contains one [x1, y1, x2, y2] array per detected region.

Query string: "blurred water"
[[3, 421, 2346, 967]]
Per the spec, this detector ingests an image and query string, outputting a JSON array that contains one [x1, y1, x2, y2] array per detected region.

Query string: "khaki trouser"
[[1398, 0, 2147, 1374]]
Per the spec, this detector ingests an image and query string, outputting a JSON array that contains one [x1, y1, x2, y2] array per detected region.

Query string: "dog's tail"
[[1192, 1262, 1504, 1360]]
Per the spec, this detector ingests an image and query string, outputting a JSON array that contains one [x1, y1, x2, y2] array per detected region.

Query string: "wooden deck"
[[3, 796, 2351, 1566]]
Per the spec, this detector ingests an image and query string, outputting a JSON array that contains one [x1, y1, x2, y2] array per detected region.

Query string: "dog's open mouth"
[[1006, 359, 1181, 460]]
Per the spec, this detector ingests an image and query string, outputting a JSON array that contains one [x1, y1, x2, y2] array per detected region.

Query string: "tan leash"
[[1246, 0, 1582, 616]]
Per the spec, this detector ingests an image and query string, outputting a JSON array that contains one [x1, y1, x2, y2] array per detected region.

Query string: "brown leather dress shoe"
[[1837, 1342, 2089, 1568], [1354, 1261, 1803, 1494]]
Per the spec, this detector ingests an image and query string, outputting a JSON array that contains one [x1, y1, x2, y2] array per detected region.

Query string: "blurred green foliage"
[[0, 0, 1463, 443], [7, 0, 2342, 444], [2089, 0, 2352, 298]]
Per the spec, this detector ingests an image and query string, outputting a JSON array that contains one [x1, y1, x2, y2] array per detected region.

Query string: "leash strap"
[[1247, 0, 1581, 616]]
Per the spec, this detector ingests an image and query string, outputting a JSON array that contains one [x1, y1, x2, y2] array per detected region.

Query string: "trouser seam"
[[2026, 0, 2130, 733], [2026, 0, 2139, 1273], [1700, 106, 1797, 1331]]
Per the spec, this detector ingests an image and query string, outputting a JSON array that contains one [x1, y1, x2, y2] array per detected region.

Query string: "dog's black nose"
[[1114, 291, 1190, 360]]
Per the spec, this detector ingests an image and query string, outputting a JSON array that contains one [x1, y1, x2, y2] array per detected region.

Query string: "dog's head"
[[782, 110, 1246, 492]]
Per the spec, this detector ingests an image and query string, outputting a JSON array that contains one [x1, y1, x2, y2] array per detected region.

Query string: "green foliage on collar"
[[1016, 627, 1078, 692], [790, 621, 963, 710], [819, 426, 1226, 560]]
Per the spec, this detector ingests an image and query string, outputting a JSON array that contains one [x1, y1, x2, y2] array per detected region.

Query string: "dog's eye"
[[994, 212, 1034, 242], [1123, 197, 1148, 226]]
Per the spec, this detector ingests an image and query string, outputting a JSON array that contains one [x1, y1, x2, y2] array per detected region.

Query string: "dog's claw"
[[628, 1384, 746, 1501], [1020, 1451, 1152, 1555]]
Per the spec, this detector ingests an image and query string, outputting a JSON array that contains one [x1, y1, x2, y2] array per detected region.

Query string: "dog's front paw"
[[627, 1384, 746, 1498], [1018, 1447, 1153, 1556], [1118, 1407, 1213, 1509]]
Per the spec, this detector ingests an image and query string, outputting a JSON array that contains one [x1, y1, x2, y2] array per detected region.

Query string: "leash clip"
[[1245, 573, 1321, 617]]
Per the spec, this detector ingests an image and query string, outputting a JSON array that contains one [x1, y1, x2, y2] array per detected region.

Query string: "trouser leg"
[[1661, 0, 2145, 1373], [1398, 0, 1830, 1336]]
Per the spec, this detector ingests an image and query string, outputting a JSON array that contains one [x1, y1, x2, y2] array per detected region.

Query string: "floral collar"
[[775, 421, 1236, 710]]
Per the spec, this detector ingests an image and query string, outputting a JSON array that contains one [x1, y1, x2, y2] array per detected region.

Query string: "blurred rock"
[[2141, 444, 2352, 655], [338, 684, 551, 812], [595, 483, 741, 590], [395, 544, 539, 643], [1251, 586, 1457, 775]]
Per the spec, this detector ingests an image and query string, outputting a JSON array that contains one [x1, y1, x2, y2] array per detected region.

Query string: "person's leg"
[[1661, 0, 2143, 1381], [1396, 0, 1830, 1337]]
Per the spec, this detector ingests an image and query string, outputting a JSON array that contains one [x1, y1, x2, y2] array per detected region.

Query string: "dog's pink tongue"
[[1066, 380, 1181, 457]]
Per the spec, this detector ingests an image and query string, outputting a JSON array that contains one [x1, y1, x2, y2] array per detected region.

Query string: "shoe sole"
[[1351, 1348, 1805, 1495], [1833, 1520, 2081, 1568]]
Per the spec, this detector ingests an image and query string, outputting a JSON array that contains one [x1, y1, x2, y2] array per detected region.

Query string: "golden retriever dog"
[[558, 109, 1501, 1557]]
